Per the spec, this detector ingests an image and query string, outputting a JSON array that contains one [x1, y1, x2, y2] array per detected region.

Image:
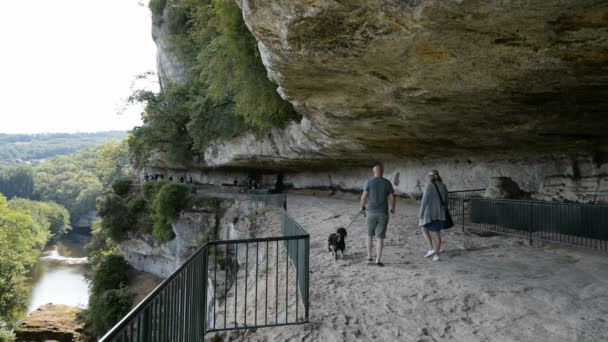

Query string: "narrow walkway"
[[227, 193, 608, 342]]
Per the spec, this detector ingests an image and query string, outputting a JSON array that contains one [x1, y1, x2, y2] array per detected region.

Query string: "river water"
[[27, 230, 91, 313]]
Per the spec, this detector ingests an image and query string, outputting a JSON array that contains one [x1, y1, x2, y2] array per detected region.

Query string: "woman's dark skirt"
[[424, 220, 445, 232]]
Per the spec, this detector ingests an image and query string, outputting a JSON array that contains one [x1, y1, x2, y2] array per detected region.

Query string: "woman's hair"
[[430, 170, 443, 182]]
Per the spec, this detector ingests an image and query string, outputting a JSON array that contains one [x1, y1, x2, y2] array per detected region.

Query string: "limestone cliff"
[[118, 194, 279, 277], [236, 0, 607, 159], [151, 0, 608, 200]]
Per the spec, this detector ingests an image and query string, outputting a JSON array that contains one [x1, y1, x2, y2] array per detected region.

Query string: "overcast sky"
[[0, 0, 158, 134]]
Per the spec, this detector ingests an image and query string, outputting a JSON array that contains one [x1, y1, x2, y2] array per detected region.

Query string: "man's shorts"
[[367, 213, 389, 239]]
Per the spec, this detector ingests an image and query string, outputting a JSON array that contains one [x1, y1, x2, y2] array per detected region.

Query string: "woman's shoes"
[[424, 250, 435, 258], [432, 255, 440, 261]]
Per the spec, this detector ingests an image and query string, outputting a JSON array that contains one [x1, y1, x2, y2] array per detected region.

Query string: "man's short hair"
[[373, 163, 383, 173]]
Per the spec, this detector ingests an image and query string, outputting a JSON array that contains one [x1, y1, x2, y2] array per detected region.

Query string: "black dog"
[[328, 227, 348, 261]]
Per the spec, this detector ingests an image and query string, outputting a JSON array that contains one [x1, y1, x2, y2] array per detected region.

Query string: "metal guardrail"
[[99, 194, 309, 342], [449, 190, 608, 252]]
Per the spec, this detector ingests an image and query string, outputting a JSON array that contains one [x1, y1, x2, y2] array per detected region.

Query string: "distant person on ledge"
[[360, 163, 395, 267]]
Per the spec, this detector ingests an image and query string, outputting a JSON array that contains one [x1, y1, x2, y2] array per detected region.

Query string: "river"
[[27, 230, 91, 313]]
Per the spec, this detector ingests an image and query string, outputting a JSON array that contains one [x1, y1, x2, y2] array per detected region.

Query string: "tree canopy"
[[0, 166, 35, 199], [33, 140, 132, 225], [0, 195, 54, 328], [0, 131, 126, 166]]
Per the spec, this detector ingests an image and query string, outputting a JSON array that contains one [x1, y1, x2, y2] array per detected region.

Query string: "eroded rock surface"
[[118, 194, 282, 277], [484, 177, 527, 199], [15, 304, 85, 342], [238, 0, 608, 160], [535, 174, 608, 204]]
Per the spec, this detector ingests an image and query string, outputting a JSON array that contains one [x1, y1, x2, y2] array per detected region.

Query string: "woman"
[[419, 170, 448, 261]]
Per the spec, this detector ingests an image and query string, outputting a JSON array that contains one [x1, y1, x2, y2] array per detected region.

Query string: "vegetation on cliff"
[[129, 0, 299, 167], [96, 179, 192, 244], [87, 254, 131, 337], [86, 178, 194, 336]]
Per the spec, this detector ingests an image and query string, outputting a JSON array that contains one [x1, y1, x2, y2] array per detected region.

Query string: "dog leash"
[[344, 208, 366, 231]]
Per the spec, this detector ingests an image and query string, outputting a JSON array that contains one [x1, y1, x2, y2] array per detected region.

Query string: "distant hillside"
[[0, 131, 127, 167]]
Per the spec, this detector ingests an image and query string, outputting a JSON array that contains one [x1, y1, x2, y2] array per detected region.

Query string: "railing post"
[[461, 198, 465, 233], [304, 236, 310, 321], [141, 306, 150, 342], [529, 201, 533, 245], [202, 248, 208, 340], [283, 193, 287, 211]]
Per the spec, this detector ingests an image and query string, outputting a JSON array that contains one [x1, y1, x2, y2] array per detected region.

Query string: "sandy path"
[[217, 193, 608, 342]]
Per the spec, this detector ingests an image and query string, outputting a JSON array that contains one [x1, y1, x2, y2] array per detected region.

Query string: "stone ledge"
[[15, 304, 85, 342]]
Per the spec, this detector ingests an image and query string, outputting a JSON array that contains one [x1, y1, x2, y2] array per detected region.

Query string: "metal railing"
[[99, 194, 309, 342], [448, 189, 485, 232], [449, 191, 608, 252]]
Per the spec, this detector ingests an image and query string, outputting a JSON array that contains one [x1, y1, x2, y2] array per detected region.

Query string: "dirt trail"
[[217, 193, 608, 342]]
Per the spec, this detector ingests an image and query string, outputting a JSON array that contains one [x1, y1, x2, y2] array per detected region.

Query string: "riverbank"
[[219, 192, 608, 342]]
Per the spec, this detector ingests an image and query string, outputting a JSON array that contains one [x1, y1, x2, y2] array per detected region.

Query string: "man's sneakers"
[[432, 255, 440, 261]]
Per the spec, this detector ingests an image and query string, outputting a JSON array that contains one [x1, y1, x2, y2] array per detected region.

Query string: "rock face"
[[118, 200, 219, 277], [484, 177, 526, 199], [118, 195, 279, 277], [534, 174, 608, 204], [153, 6, 187, 89], [237, 0, 608, 160], [15, 304, 85, 342]]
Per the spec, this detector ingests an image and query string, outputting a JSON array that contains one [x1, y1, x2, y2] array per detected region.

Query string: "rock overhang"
[[234, 0, 608, 163]]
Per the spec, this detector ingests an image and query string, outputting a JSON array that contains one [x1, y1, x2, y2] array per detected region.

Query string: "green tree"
[[95, 141, 132, 187], [127, 85, 194, 167], [0, 166, 34, 199], [7, 198, 70, 240], [32, 141, 130, 225], [96, 194, 132, 242], [87, 254, 131, 337], [0, 195, 51, 328], [85, 220, 117, 268], [88, 286, 131, 337]]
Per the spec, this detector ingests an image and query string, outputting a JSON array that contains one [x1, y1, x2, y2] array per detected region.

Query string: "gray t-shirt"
[[363, 177, 394, 215]]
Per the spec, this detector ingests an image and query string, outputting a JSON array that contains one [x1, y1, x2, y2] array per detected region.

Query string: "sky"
[[0, 0, 158, 134]]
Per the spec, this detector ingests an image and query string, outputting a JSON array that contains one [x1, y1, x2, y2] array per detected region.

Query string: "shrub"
[[152, 183, 191, 220], [85, 220, 116, 267], [91, 254, 130, 296], [152, 217, 174, 244], [142, 180, 166, 202], [88, 286, 132, 337], [148, 183, 190, 244], [127, 195, 146, 217], [97, 194, 132, 242], [111, 178, 133, 197]]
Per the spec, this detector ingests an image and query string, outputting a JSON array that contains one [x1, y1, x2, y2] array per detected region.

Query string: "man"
[[360, 163, 395, 266]]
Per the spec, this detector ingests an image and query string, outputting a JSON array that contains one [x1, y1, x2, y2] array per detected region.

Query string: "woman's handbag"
[[432, 182, 454, 229]]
